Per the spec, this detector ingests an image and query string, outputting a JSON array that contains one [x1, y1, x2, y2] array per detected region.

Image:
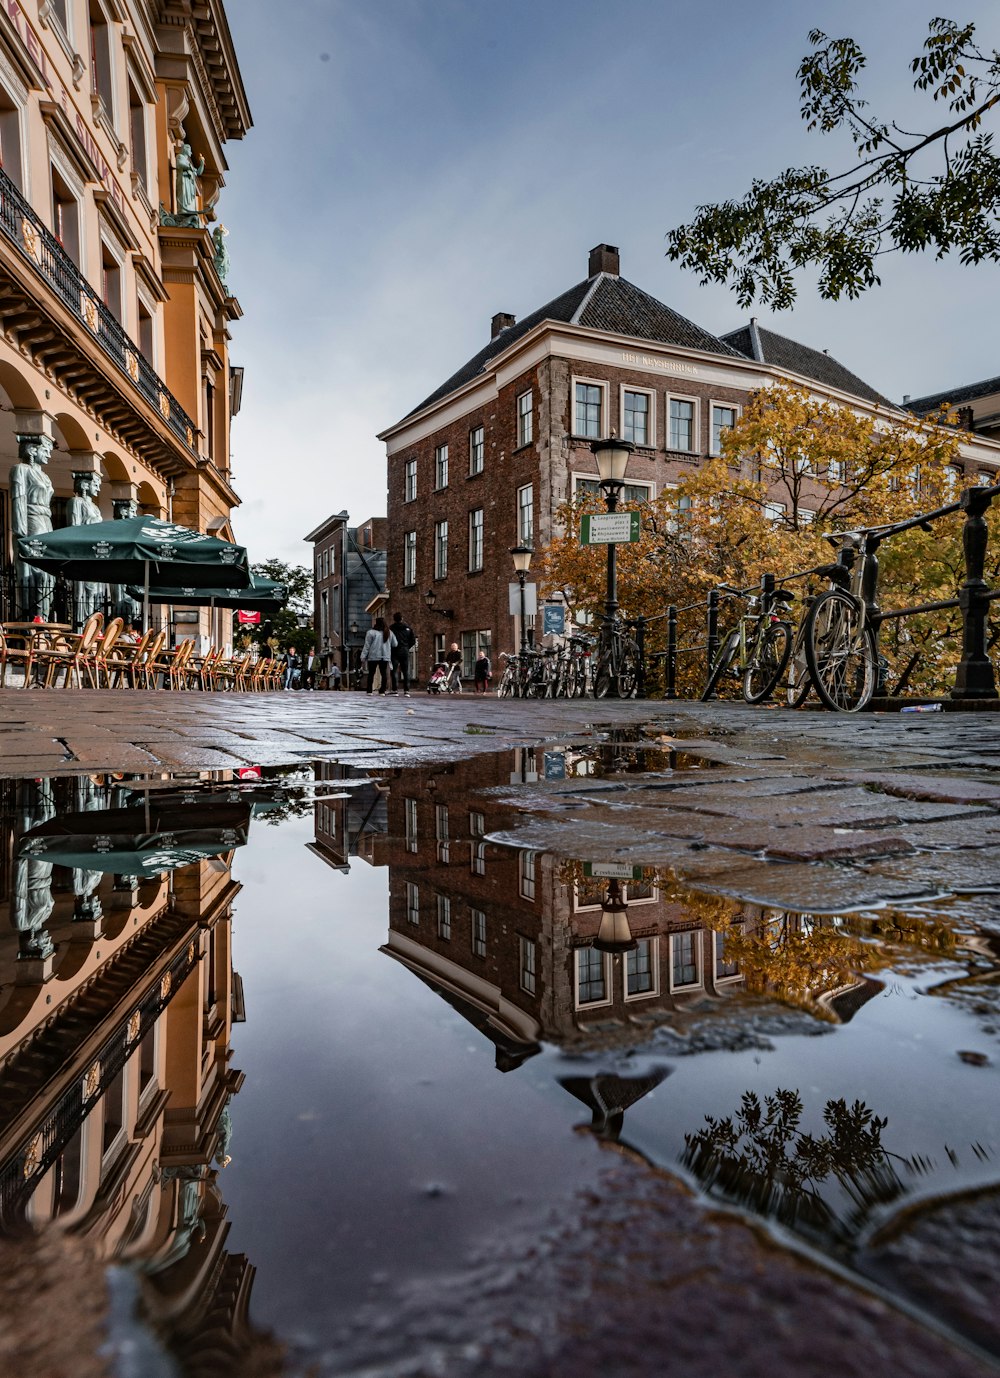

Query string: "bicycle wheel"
[[786, 624, 812, 707], [700, 630, 739, 701], [743, 621, 792, 704], [497, 666, 516, 698], [617, 639, 641, 698], [804, 590, 876, 713], [592, 649, 613, 699]]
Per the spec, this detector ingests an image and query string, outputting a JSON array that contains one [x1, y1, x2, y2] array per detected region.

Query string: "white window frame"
[[434, 519, 448, 579], [519, 935, 537, 994], [669, 930, 704, 992], [435, 803, 449, 863], [404, 457, 417, 502], [469, 425, 484, 476], [471, 908, 487, 958], [436, 893, 451, 940], [571, 473, 654, 505], [516, 484, 533, 546], [624, 936, 660, 1001], [404, 797, 418, 854], [434, 443, 448, 490], [713, 927, 743, 985], [574, 947, 612, 1010], [709, 400, 740, 456], [518, 849, 536, 901], [468, 507, 484, 572], [403, 530, 416, 586], [0, 59, 30, 198], [620, 384, 655, 448], [469, 810, 486, 875], [764, 501, 788, 524], [517, 389, 533, 447], [571, 375, 609, 440], [405, 882, 420, 926], [666, 392, 700, 454]]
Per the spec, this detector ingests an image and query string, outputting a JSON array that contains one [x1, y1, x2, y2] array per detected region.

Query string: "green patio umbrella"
[[19, 799, 251, 875], [125, 573, 286, 613], [17, 516, 251, 627]]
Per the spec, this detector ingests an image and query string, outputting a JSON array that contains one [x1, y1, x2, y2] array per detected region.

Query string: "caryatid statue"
[[12, 779, 56, 964], [10, 433, 55, 620], [68, 471, 106, 627], [174, 142, 204, 226], [110, 496, 140, 625]]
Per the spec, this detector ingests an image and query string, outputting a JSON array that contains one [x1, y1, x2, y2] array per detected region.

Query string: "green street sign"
[[583, 862, 644, 880], [580, 511, 641, 546]]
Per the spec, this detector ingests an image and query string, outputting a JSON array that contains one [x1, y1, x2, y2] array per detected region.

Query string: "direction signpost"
[[580, 511, 641, 546]]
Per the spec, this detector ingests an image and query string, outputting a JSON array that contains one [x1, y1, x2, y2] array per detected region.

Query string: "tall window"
[[469, 811, 486, 875], [128, 78, 147, 188], [471, 909, 486, 958], [435, 803, 449, 863], [406, 882, 420, 926], [434, 443, 448, 489], [626, 940, 655, 996], [519, 936, 537, 994], [403, 530, 416, 585], [101, 241, 122, 322], [0, 86, 24, 192], [49, 0, 69, 28], [404, 798, 418, 853], [711, 404, 737, 454], [519, 849, 536, 901], [577, 949, 606, 1005], [671, 931, 700, 988], [517, 390, 533, 447], [468, 507, 483, 572], [204, 379, 215, 460], [51, 169, 80, 266], [623, 390, 650, 446], [404, 457, 417, 501], [575, 382, 602, 438], [715, 930, 740, 979], [469, 425, 484, 475], [436, 894, 451, 940], [517, 485, 533, 546], [434, 632, 446, 664], [669, 398, 695, 452], [574, 477, 652, 506], [434, 520, 448, 579], [137, 300, 154, 362], [89, 1, 114, 117]]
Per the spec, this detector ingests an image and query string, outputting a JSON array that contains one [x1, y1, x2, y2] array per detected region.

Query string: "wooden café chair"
[[38, 612, 104, 688], [90, 617, 125, 688], [0, 626, 34, 687]]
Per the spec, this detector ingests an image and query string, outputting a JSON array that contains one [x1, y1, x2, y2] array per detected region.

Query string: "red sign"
[[237, 610, 261, 625], [236, 767, 262, 782]]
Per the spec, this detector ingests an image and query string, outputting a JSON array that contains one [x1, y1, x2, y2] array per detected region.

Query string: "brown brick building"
[[379, 244, 1000, 680]]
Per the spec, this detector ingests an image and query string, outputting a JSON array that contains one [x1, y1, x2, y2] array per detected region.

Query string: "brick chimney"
[[491, 312, 516, 338], [588, 243, 620, 277]]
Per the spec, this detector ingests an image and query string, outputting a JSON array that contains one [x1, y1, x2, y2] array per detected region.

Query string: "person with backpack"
[[389, 610, 415, 696]]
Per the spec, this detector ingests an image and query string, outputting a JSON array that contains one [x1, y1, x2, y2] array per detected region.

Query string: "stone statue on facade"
[[110, 497, 141, 625], [212, 223, 230, 291], [68, 471, 106, 627], [10, 433, 55, 620], [173, 142, 204, 227]]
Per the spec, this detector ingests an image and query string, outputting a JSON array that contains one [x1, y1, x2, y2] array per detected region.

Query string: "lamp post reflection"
[[593, 878, 637, 954]]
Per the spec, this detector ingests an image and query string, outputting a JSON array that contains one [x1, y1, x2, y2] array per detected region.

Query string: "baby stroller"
[[426, 661, 462, 694]]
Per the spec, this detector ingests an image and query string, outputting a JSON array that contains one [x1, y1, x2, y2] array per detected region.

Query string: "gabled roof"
[[903, 375, 1000, 416], [405, 273, 742, 419], [721, 323, 893, 408]]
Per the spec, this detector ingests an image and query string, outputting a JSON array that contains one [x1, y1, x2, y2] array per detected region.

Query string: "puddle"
[[0, 757, 998, 1374]]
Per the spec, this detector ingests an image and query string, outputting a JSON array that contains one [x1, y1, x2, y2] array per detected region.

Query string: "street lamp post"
[[510, 545, 532, 652], [591, 436, 634, 698], [593, 878, 637, 953]]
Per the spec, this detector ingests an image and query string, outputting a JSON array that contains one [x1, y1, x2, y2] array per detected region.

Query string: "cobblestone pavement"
[[4, 688, 1000, 914]]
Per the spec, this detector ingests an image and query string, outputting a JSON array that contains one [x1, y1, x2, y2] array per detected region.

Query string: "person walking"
[[473, 649, 492, 693], [283, 645, 299, 690], [302, 647, 317, 690], [389, 610, 415, 696], [361, 617, 395, 695]]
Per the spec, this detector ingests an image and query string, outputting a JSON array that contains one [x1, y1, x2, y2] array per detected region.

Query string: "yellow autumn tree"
[[538, 384, 969, 697]]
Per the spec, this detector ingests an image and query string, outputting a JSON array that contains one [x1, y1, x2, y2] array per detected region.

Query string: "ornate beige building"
[[0, 0, 250, 629]]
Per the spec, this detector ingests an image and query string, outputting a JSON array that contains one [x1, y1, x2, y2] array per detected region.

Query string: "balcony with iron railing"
[[0, 165, 198, 454]]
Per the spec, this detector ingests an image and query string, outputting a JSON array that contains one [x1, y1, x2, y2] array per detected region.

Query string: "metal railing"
[[0, 166, 198, 453], [658, 482, 1000, 706]]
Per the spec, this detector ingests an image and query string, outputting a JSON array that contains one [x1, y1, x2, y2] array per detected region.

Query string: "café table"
[[1, 623, 74, 686]]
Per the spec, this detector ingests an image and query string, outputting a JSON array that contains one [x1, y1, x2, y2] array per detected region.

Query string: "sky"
[[219, 0, 1000, 566]]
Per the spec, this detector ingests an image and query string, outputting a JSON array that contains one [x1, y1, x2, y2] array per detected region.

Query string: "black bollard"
[[665, 605, 677, 699], [706, 588, 720, 677], [952, 486, 998, 699], [634, 616, 647, 699]]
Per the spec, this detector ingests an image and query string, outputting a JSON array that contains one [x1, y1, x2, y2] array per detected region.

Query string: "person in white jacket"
[[360, 617, 396, 695]]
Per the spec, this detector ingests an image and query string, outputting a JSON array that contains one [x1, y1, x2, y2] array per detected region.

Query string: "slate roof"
[[903, 375, 1000, 417], [404, 273, 743, 419], [721, 323, 894, 408]]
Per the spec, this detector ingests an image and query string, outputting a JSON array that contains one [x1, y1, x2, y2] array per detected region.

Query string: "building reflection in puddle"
[[0, 774, 273, 1374], [310, 747, 1000, 1256]]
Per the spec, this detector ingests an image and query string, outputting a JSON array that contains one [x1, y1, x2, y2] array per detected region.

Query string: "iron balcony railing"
[[0, 165, 198, 453]]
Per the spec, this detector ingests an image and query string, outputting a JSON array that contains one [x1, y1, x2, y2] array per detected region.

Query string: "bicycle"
[[496, 651, 520, 698], [701, 584, 794, 703], [556, 633, 592, 698], [591, 614, 641, 700]]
